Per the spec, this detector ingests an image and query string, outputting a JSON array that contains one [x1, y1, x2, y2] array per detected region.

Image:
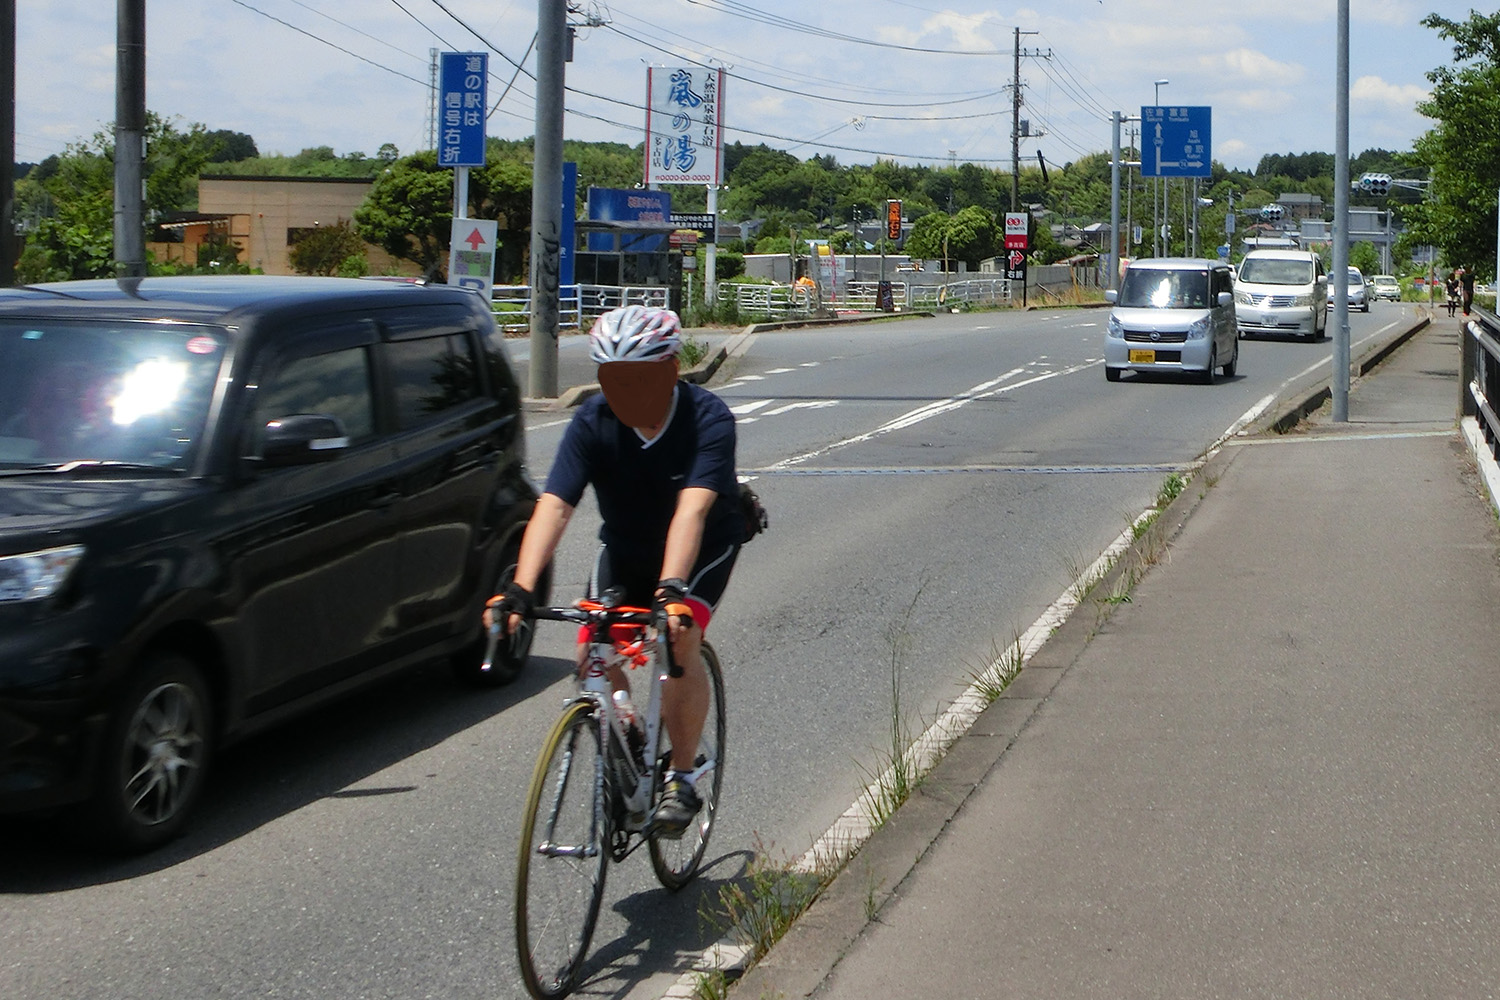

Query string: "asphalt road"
[[1, 301, 1420, 1000]]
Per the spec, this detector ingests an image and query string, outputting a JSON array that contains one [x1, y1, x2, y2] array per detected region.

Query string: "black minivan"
[[0, 276, 541, 850]]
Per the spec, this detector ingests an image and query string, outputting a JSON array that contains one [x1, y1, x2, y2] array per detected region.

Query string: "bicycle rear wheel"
[[516, 701, 609, 998], [649, 641, 726, 890]]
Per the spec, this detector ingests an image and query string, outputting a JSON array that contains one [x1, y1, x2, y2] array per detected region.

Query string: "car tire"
[[451, 539, 549, 688], [1222, 341, 1238, 378], [85, 651, 214, 853], [1198, 343, 1216, 384], [1105, 367, 1122, 382]]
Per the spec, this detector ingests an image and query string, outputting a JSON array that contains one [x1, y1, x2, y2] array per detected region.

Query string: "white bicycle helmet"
[[588, 305, 682, 363]]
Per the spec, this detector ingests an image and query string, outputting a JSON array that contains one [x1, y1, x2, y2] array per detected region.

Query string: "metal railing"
[[718, 282, 821, 321], [490, 284, 670, 332], [1462, 306, 1500, 464]]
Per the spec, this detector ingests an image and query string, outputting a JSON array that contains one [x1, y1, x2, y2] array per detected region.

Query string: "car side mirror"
[[1217, 291, 1233, 308], [1104, 289, 1118, 303], [258, 413, 350, 467]]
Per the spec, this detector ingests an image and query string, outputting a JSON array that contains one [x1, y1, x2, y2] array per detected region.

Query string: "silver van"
[[1235, 248, 1328, 340], [1104, 258, 1239, 383]]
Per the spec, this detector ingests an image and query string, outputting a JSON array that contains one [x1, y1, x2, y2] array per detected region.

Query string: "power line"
[[227, 0, 428, 86], [683, 0, 1008, 55]]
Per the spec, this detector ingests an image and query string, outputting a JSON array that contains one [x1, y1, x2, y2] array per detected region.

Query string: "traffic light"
[[1260, 204, 1284, 222], [1358, 173, 1392, 195]]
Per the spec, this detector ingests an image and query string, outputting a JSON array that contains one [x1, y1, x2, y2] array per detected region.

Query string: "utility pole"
[[1332, 0, 1351, 421], [1, 0, 15, 285], [115, 0, 146, 278], [528, 0, 567, 399], [1009, 28, 1045, 212]]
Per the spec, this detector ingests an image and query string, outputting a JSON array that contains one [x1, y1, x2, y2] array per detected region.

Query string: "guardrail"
[[1462, 306, 1500, 464], [718, 282, 821, 321]]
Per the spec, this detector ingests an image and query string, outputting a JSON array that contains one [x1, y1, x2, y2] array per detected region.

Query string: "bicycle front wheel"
[[516, 701, 609, 998], [649, 641, 726, 890]]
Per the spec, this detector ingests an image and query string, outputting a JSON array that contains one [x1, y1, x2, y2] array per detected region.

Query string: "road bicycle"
[[504, 593, 726, 999]]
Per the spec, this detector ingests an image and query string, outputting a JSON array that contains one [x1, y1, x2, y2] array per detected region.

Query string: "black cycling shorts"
[[586, 540, 740, 631]]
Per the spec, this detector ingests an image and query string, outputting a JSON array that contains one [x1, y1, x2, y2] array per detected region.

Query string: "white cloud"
[[1216, 49, 1306, 85], [1351, 75, 1429, 112]]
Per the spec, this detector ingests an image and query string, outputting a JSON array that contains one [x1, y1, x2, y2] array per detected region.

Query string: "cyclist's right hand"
[[484, 581, 534, 633]]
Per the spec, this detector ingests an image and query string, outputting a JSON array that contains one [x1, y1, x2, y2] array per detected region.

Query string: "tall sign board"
[[439, 52, 487, 167], [1139, 106, 1211, 178], [645, 67, 726, 185], [448, 218, 497, 293]]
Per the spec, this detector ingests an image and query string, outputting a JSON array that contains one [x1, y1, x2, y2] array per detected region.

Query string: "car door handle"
[[370, 491, 400, 509]]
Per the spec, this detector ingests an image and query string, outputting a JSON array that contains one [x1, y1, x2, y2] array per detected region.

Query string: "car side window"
[[255, 347, 376, 445], [387, 333, 481, 430]]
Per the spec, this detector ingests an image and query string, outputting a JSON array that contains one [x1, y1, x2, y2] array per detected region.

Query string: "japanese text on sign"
[[645, 66, 726, 186], [439, 52, 487, 168]]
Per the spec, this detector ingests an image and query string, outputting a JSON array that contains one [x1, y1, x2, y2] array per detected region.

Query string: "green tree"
[[1402, 10, 1500, 280], [904, 211, 949, 261], [354, 151, 455, 276], [288, 218, 367, 276], [17, 112, 219, 279], [470, 156, 532, 282], [946, 205, 1000, 267]]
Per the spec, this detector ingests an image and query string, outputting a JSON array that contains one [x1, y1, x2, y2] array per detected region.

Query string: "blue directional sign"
[[439, 52, 487, 168], [1140, 106, 1210, 178]]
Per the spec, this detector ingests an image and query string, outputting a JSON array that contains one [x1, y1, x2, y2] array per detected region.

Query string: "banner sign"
[[560, 162, 577, 287], [439, 52, 487, 167], [585, 187, 672, 253], [645, 67, 726, 186], [887, 199, 902, 242]]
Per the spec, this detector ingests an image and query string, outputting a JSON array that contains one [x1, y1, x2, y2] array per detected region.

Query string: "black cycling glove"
[[487, 580, 535, 624]]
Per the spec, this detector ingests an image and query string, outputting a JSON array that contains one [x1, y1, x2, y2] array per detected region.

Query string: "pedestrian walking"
[[1459, 267, 1476, 316], [1445, 270, 1460, 317]]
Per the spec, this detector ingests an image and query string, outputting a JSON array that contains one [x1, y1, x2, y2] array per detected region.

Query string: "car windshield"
[[1348, 269, 1364, 284], [1116, 267, 1209, 309], [1238, 258, 1314, 285], [0, 321, 226, 471]]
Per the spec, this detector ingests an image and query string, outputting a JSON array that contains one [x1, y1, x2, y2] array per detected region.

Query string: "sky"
[[13, 0, 1471, 178]]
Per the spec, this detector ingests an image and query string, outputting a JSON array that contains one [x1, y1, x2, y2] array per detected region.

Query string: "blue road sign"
[[439, 52, 487, 168], [1140, 106, 1210, 178]]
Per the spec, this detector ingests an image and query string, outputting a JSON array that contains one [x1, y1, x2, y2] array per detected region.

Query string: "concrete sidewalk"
[[734, 318, 1500, 999]]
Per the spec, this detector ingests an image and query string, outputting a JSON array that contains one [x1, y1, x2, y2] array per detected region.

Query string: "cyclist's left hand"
[[654, 578, 695, 641]]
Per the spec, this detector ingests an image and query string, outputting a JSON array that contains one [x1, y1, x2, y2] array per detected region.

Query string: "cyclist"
[[487, 304, 744, 836]]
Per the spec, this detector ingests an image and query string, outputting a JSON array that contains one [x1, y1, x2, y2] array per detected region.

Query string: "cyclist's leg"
[[662, 541, 737, 769]]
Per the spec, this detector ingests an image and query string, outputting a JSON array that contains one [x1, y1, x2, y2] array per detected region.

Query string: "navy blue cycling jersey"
[[545, 381, 744, 563]]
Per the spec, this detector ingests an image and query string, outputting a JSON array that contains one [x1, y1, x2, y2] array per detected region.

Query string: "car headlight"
[[1293, 292, 1317, 307], [1185, 316, 1211, 340], [1107, 314, 1124, 339], [0, 545, 86, 603], [1235, 290, 1254, 306]]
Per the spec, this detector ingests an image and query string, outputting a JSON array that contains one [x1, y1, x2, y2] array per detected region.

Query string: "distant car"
[[0, 276, 541, 851], [1328, 266, 1369, 312], [1104, 258, 1239, 384], [1370, 274, 1401, 301]]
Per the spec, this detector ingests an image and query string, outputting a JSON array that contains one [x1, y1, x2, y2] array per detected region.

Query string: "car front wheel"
[[87, 651, 214, 852]]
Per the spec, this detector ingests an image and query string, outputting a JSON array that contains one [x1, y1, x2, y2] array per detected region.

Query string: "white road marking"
[[768, 361, 1096, 471], [763, 400, 839, 417], [729, 399, 775, 415]]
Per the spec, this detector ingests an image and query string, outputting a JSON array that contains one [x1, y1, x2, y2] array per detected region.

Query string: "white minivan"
[[1104, 258, 1240, 383], [1235, 248, 1328, 340]]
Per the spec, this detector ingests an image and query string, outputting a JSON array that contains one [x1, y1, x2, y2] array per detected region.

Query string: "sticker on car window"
[[186, 335, 220, 355]]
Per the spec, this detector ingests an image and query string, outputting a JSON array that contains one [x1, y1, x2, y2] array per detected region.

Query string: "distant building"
[[1275, 192, 1324, 222], [182, 175, 414, 276]]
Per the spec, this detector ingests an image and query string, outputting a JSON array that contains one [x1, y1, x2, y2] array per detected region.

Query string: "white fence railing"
[[491, 284, 670, 332]]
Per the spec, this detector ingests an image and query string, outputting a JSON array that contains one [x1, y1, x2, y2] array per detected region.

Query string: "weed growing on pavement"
[[857, 583, 927, 829], [702, 836, 833, 965], [691, 969, 731, 1000], [1157, 471, 1188, 508], [679, 335, 709, 368], [967, 629, 1027, 705]]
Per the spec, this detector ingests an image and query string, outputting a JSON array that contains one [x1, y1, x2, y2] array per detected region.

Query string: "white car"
[[1370, 275, 1401, 301]]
